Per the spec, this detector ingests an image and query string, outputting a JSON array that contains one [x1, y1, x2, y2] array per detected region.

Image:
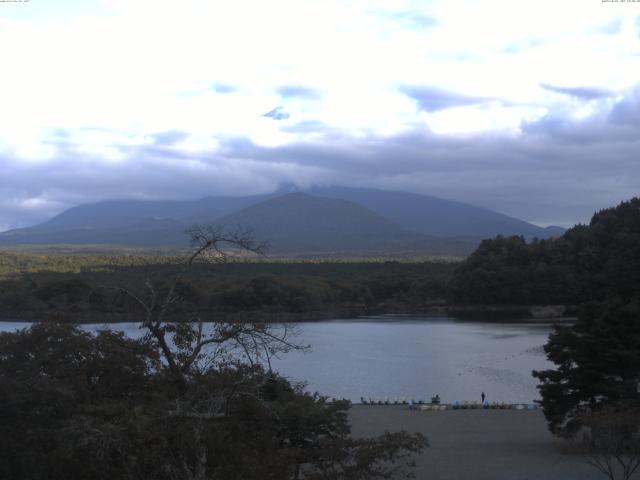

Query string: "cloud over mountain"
[[1, 0, 639, 231]]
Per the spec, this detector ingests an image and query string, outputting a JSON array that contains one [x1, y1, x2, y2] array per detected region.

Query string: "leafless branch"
[[578, 408, 640, 480]]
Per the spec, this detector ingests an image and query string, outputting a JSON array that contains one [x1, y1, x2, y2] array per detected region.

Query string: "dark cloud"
[[540, 83, 614, 100], [276, 85, 321, 100], [520, 113, 629, 145], [399, 86, 494, 112], [522, 86, 640, 142], [2, 88, 640, 231], [211, 123, 639, 227], [522, 89, 640, 147], [262, 106, 290, 120]]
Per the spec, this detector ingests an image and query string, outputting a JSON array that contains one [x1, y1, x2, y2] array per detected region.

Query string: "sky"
[[1, 0, 639, 231]]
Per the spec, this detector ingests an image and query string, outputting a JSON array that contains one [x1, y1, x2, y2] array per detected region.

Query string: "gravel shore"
[[349, 405, 604, 480]]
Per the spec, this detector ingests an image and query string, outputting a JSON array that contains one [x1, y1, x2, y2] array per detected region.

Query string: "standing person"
[[481, 392, 486, 403]]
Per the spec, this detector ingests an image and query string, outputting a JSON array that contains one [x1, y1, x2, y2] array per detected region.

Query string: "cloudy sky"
[[1, 0, 639, 231]]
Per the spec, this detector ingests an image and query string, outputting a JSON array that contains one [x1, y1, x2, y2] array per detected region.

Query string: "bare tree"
[[97, 224, 306, 386], [86, 226, 425, 480], [577, 407, 640, 480], [93, 226, 314, 479]]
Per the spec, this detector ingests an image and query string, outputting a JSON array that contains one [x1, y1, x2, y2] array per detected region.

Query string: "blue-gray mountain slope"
[[307, 186, 563, 239], [0, 187, 564, 254]]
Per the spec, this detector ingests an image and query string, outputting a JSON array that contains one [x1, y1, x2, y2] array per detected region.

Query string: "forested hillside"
[[448, 198, 640, 305]]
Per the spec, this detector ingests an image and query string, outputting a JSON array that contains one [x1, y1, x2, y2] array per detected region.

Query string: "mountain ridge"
[[307, 186, 562, 238], [0, 186, 565, 255]]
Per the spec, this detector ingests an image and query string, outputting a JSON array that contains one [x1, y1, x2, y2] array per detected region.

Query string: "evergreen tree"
[[449, 197, 640, 306], [533, 299, 640, 436]]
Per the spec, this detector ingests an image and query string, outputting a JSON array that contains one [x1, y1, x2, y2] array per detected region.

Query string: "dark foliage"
[[0, 226, 426, 479], [0, 257, 454, 322], [0, 323, 426, 480], [533, 300, 640, 436], [578, 407, 640, 480], [449, 197, 640, 305]]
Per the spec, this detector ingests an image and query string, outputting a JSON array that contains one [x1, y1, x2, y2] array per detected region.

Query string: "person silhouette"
[[481, 392, 486, 403]]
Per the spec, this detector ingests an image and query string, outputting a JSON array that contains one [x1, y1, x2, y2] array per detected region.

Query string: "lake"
[[0, 315, 554, 404]]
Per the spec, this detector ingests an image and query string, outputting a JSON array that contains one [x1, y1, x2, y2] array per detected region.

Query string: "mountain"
[[0, 217, 189, 247], [39, 193, 275, 229], [541, 225, 567, 237], [216, 192, 419, 253], [1, 193, 277, 247], [306, 186, 564, 239], [0, 186, 565, 254]]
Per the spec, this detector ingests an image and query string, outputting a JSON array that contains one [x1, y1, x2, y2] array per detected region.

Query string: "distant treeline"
[[0, 255, 456, 321], [4, 197, 637, 321], [448, 197, 640, 305]]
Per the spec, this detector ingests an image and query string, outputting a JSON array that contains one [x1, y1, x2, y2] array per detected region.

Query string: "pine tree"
[[533, 299, 640, 436]]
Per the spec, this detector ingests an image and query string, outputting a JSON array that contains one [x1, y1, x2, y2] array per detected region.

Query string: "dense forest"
[[448, 197, 640, 305], [0, 254, 455, 322]]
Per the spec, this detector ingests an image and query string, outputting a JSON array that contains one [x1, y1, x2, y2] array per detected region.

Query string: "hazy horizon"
[[0, 184, 595, 233]]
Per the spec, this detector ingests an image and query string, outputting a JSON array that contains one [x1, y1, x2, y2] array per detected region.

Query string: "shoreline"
[[0, 304, 577, 324], [0, 312, 577, 324]]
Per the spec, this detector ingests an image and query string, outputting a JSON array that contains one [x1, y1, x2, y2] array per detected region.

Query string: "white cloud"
[[0, 0, 639, 229], [1, 0, 637, 139]]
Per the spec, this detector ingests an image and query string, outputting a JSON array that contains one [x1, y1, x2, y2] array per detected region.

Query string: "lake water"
[[0, 315, 554, 404]]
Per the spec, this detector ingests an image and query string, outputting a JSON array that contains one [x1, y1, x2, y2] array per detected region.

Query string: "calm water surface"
[[0, 316, 553, 403]]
